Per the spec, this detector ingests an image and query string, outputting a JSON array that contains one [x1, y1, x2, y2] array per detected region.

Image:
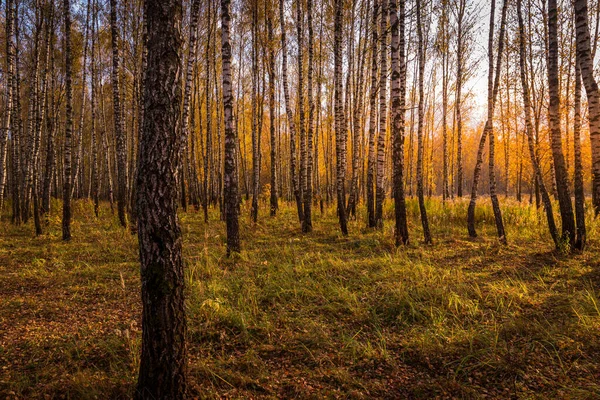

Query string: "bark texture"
[[135, 0, 187, 398]]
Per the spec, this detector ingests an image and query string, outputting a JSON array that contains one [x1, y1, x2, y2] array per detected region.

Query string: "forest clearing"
[[1, 199, 600, 398]]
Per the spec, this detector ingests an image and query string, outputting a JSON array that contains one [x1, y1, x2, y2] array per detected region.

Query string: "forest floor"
[[1, 198, 600, 399]]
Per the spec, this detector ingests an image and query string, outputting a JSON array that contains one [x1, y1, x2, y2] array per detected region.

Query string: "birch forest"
[[2, 0, 600, 398]]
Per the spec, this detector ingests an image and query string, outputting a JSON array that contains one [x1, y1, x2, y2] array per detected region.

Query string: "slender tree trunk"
[[0, 0, 15, 216], [517, 0, 558, 247], [574, 0, 600, 215], [100, 81, 115, 213], [488, 0, 507, 244], [136, 1, 186, 397], [42, 2, 55, 216], [70, 1, 91, 201], [62, 0, 74, 241], [222, 0, 240, 254], [91, 0, 99, 217], [347, 1, 366, 219], [23, 0, 45, 225], [13, 3, 22, 221], [548, 0, 575, 246], [416, 0, 431, 244], [280, 0, 302, 223], [297, 0, 308, 230], [467, 0, 507, 239], [367, 0, 378, 228], [110, 0, 128, 228], [203, 0, 213, 223], [267, 13, 278, 216], [251, 0, 260, 223], [574, 40, 586, 250], [32, 0, 51, 235], [455, 0, 464, 198], [180, 0, 201, 212], [391, 0, 409, 245], [315, 10, 324, 214], [375, 0, 388, 228], [441, 0, 449, 201], [335, 0, 348, 235], [303, 0, 314, 232]]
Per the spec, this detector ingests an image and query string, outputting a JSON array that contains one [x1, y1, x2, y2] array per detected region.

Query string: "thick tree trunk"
[[135, 0, 187, 397]]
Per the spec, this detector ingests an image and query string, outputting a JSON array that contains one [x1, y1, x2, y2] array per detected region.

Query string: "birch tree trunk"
[[0, 0, 14, 215], [33, 0, 51, 235], [91, 0, 99, 217], [467, 0, 508, 240], [441, 0, 449, 201], [110, 0, 128, 228], [335, 0, 348, 235], [136, 0, 187, 397], [455, 0, 465, 198], [375, 0, 388, 228], [548, 0, 576, 246], [251, 0, 260, 223], [71, 0, 91, 201], [203, 0, 213, 223], [267, 13, 278, 216], [574, 0, 600, 215], [62, 0, 74, 241], [222, 0, 240, 254], [416, 0, 431, 244], [280, 0, 303, 223], [391, 0, 409, 245], [574, 40, 586, 250], [367, 0, 378, 228], [303, 0, 315, 232], [517, 0, 558, 247], [488, 0, 508, 245], [180, 0, 201, 212]]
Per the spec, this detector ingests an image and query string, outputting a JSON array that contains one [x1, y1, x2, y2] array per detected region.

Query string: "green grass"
[[1, 197, 600, 399]]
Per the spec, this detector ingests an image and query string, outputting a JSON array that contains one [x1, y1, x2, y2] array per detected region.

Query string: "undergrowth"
[[1, 197, 599, 399]]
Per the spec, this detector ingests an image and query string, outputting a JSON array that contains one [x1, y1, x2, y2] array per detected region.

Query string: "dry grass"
[[1, 197, 599, 399]]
